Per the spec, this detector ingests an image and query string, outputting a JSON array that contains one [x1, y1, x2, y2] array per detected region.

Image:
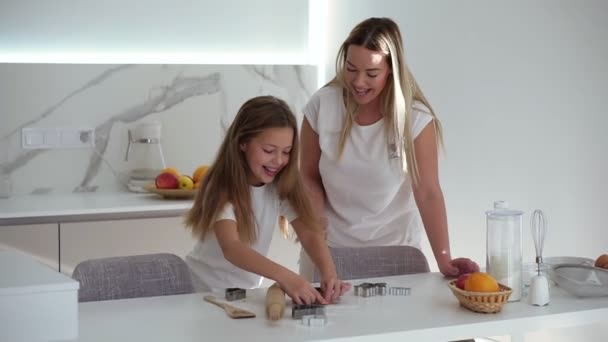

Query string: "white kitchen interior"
[[0, 0, 607, 341]]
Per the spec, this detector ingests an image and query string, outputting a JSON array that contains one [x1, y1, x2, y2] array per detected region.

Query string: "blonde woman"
[[185, 96, 348, 304], [300, 17, 478, 278]]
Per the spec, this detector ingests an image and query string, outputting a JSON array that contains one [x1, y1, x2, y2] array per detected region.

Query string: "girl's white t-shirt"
[[186, 183, 297, 291], [303, 85, 433, 249]]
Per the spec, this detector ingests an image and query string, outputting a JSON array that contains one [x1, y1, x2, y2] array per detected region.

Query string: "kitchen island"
[[76, 272, 608, 342]]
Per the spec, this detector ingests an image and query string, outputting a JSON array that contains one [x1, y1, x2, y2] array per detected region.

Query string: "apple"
[[453, 258, 480, 274], [177, 175, 194, 190], [155, 172, 179, 189], [455, 274, 470, 290]]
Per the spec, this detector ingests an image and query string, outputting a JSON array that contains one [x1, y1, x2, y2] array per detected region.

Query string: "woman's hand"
[[320, 272, 351, 303], [439, 257, 479, 277], [278, 271, 326, 305]]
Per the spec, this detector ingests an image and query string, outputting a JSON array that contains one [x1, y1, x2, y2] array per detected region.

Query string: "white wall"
[[324, 0, 608, 268], [0, 0, 310, 64]]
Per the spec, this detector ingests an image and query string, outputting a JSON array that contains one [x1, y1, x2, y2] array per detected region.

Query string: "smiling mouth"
[[353, 87, 371, 96], [263, 166, 279, 176]]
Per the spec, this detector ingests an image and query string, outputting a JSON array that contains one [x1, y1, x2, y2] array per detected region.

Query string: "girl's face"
[[241, 127, 293, 185], [344, 44, 391, 106]]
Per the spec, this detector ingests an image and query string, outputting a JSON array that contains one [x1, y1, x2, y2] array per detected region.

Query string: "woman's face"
[[241, 127, 293, 185], [344, 44, 391, 106]]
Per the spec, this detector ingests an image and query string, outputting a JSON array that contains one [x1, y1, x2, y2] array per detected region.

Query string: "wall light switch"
[[22, 129, 44, 148], [22, 127, 95, 149]]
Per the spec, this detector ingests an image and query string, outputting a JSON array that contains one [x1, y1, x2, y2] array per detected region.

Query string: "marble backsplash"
[[0, 64, 317, 195]]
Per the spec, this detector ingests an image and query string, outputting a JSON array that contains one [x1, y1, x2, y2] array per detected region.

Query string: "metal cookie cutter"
[[292, 304, 326, 319], [354, 282, 387, 297], [301, 314, 328, 327], [388, 286, 411, 296], [225, 288, 246, 301]]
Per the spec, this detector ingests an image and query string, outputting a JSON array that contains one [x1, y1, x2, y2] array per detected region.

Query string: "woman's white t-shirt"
[[303, 85, 433, 249], [186, 183, 297, 291]]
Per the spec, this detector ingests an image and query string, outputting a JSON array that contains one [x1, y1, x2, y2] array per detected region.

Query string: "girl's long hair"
[[331, 17, 443, 183], [185, 96, 320, 243]]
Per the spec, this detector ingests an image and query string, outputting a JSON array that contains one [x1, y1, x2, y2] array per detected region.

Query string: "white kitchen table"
[[76, 272, 608, 342]]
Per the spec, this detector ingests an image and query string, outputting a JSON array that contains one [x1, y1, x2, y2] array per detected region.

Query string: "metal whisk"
[[530, 209, 547, 275]]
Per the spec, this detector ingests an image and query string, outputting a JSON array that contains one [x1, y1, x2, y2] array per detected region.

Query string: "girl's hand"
[[278, 272, 325, 305], [320, 272, 351, 303], [439, 257, 479, 277]]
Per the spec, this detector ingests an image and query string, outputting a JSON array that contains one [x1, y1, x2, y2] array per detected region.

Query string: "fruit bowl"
[[143, 183, 197, 199], [447, 280, 512, 313]]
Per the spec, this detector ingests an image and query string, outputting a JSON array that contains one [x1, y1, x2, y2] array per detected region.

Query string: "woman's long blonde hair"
[[184, 96, 320, 243], [331, 17, 443, 183]]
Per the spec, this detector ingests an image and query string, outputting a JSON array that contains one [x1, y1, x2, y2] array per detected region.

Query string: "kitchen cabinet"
[[59, 217, 196, 274], [0, 224, 59, 271], [0, 192, 193, 274], [0, 192, 301, 281]]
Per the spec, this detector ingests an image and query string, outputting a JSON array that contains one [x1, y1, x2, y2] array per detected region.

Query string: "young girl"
[[185, 95, 347, 304]]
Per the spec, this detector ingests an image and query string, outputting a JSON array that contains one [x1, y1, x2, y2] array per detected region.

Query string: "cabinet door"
[[60, 217, 197, 275], [0, 224, 59, 271]]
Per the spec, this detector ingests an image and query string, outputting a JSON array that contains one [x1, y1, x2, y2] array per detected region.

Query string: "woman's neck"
[[355, 100, 383, 126]]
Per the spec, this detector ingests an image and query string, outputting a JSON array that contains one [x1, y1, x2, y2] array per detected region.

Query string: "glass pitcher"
[[124, 121, 166, 192], [486, 200, 523, 301]]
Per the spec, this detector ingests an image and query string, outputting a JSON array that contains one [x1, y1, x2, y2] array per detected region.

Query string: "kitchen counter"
[[0, 192, 193, 225], [77, 272, 608, 342]]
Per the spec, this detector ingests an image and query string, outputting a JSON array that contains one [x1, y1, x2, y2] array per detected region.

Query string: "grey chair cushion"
[[314, 245, 430, 281], [72, 253, 194, 302]]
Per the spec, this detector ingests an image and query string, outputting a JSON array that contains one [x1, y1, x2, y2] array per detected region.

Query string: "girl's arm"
[[412, 122, 478, 277], [291, 219, 350, 302], [300, 117, 328, 230], [214, 219, 325, 304]]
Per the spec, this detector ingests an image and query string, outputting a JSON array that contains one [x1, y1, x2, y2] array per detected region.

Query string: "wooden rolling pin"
[[265, 283, 286, 321]]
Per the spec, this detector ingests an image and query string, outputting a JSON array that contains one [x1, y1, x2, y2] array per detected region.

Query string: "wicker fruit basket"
[[447, 280, 512, 313]]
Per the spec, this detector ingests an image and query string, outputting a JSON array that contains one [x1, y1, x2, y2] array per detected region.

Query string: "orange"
[[194, 182, 201, 189], [464, 272, 500, 292], [161, 167, 180, 177], [192, 165, 209, 183]]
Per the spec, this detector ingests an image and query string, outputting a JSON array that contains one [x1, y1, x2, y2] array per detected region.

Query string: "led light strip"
[[0, 50, 315, 65], [0, 1, 328, 72]]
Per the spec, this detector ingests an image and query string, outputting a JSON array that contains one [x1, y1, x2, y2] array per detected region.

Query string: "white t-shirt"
[[186, 183, 297, 291], [303, 85, 433, 249]]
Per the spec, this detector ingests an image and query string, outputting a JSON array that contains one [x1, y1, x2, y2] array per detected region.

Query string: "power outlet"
[[22, 127, 95, 149]]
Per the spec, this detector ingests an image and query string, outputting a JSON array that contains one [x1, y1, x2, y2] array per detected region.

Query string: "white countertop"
[[0, 250, 79, 295], [77, 273, 608, 342], [0, 192, 193, 225]]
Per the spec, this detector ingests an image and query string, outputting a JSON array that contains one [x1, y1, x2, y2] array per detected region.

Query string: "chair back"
[[72, 253, 194, 302], [314, 245, 430, 281]]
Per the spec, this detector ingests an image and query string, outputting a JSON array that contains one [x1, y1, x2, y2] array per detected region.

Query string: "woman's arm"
[[291, 219, 350, 302], [412, 122, 477, 277], [300, 117, 328, 229], [214, 219, 325, 304]]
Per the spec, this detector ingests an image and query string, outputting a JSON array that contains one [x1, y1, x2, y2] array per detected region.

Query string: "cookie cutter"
[[353, 283, 410, 296], [225, 288, 246, 301], [353, 282, 387, 297], [292, 304, 326, 319], [301, 314, 328, 327], [388, 286, 411, 296]]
